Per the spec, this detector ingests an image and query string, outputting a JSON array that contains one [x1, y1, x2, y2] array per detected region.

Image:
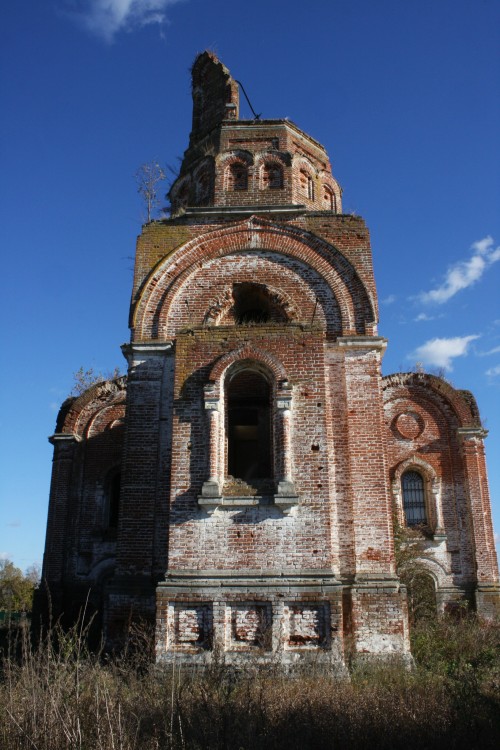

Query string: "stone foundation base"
[[475, 584, 500, 619], [156, 570, 411, 670]]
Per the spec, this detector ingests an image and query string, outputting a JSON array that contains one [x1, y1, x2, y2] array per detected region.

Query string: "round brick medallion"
[[395, 412, 423, 440]]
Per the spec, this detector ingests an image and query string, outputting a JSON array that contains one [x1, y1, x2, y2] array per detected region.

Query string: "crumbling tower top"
[[168, 52, 342, 216], [190, 51, 240, 142]]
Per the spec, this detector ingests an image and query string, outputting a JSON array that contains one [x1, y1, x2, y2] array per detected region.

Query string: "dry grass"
[[1, 615, 499, 749]]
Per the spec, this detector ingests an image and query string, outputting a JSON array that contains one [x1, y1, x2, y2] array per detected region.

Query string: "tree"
[[0, 559, 38, 614], [393, 519, 436, 625], [71, 366, 122, 396], [135, 160, 166, 222]]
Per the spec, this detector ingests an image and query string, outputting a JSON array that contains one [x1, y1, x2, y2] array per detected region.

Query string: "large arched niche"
[[382, 373, 481, 430], [57, 378, 127, 438], [132, 217, 376, 340], [158, 251, 341, 338]]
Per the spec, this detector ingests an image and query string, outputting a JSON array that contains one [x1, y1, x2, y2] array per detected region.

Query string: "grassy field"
[[1, 613, 499, 749]]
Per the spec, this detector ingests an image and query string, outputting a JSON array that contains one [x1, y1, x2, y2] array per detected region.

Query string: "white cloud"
[[479, 345, 500, 356], [486, 364, 500, 378], [414, 312, 436, 322], [409, 334, 480, 371], [419, 236, 500, 305], [67, 0, 183, 43], [381, 294, 396, 305], [0, 552, 11, 561]]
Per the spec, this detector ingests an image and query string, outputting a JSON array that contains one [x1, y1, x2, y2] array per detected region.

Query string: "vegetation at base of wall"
[[1, 614, 499, 750]]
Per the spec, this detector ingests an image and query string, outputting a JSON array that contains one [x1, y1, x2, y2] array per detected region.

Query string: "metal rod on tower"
[[235, 80, 261, 120]]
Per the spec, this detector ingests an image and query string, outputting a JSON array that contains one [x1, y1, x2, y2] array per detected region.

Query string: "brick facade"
[[38, 52, 500, 667]]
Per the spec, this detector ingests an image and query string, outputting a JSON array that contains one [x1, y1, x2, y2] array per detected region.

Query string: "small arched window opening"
[[322, 186, 335, 211], [105, 469, 121, 531], [262, 163, 283, 189], [402, 470, 427, 526], [233, 283, 272, 324], [226, 370, 272, 483], [300, 170, 314, 200], [231, 283, 289, 325], [227, 162, 248, 191], [196, 170, 212, 205], [176, 184, 190, 210]]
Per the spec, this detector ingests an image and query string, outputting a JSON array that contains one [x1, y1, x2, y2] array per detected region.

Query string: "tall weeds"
[[1, 614, 499, 749]]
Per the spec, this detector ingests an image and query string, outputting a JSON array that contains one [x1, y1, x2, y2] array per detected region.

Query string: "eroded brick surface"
[[37, 52, 500, 665]]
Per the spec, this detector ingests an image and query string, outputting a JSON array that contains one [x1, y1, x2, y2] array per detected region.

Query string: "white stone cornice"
[[121, 341, 174, 363], [457, 426, 488, 440], [335, 336, 388, 352], [48, 433, 82, 445]]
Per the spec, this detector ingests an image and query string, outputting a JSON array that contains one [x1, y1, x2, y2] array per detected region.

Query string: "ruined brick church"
[[40, 53, 499, 666]]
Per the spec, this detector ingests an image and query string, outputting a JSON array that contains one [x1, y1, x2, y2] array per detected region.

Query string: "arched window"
[[262, 163, 283, 189], [230, 283, 289, 325], [196, 170, 212, 205], [401, 470, 427, 526], [105, 469, 121, 531], [300, 169, 314, 200], [233, 283, 271, 324], [226, 370, 272, 483], [322, 185, 335, 210], [227, 162, 248, 191], [176, 183, 190, 210]]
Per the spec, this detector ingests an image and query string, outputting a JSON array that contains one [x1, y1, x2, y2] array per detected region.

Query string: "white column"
[[276, 395, 296, 497], [201, 394, 221, 498]]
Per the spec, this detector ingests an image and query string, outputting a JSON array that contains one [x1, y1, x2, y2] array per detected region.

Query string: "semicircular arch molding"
[[60, 379, 127, 437], [132, 217, 375, 339], [383, 372, 479, 429], [209, 344, 288, 387], [392, 455, 439, 486]]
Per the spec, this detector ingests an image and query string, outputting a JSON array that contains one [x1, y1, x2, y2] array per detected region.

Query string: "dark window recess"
[[402, 470, 427, 526], [227, 372, 272, 482], [233, 282, 275, 324], [229, 163, 248, 190], [262, 163, 283, 189]]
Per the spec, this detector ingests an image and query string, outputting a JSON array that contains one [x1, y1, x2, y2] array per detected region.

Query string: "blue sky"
[[1, 0, 499, 571]]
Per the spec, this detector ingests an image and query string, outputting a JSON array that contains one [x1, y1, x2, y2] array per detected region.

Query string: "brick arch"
[[209, 344, 288, 386], [392, 455, 438, 485], [382, 372, 480, 429], [132, 216, 375, 338], [218, 150, 253, 186], [216, 149, 254, 167], [58, 378, 127, 437], [169, 173, 191, 212], [293, 154, 318, 176], [87, 403, 126, 439], [318, 173, 342, 212], [161, 252, 336, 336], [253, 151, 290, 168], [400, 556, 450, 590], [203, 282, 299, 326]]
